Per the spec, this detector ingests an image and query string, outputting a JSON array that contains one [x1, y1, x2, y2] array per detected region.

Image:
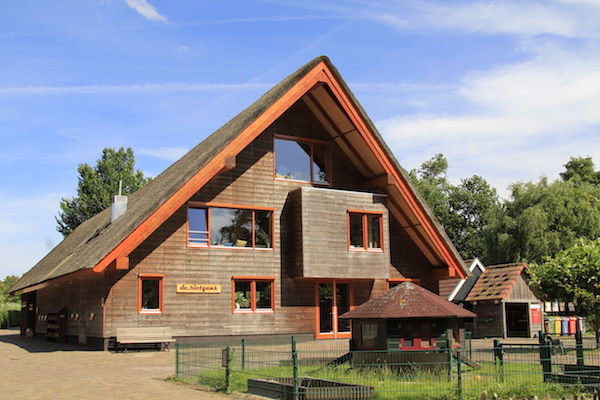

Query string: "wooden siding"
[[291, 187, 389, 279], [34, 272, 106, 344], [438, 277, 461, 299], [505, 274, 541, 302], [472, 301, 504, 338], [100, 100, 437, 339]]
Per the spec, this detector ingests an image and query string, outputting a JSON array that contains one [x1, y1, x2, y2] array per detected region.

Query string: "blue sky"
[[1, 0, 599, 279]]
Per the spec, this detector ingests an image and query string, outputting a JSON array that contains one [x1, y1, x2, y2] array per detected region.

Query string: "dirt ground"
[[0, 329, 257, 400]]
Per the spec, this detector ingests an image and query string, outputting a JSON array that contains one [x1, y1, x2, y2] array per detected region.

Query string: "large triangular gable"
[[92, 57, 466, 279]]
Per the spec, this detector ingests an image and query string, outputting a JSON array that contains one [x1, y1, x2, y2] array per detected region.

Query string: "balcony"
[[282, 187, 390, 279]]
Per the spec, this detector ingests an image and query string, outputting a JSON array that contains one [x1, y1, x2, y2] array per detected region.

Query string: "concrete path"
[[0, 329, 254, 400]]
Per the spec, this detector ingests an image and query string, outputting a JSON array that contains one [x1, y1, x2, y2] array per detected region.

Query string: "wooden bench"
[[115, 327, 175, 352]]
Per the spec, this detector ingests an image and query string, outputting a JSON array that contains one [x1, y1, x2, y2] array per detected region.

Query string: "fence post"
[[175, 343, 180, 378], [446, 329, 454, 382], [493, 339, 504, 383], [538, 331, 552, 382], [224, 346, 232, 393], [576, 328, 585, 367], [241, 338, 246, 370], [456, 347, 463, 400], [291, 336, 300, 400]]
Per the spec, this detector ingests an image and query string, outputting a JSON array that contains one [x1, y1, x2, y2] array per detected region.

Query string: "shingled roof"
[[465, 263, 527, 302], [340, 282, 476, 319], [10, 56, 466, 294]]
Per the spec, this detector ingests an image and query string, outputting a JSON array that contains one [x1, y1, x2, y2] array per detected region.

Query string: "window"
[[138, 274, 163, 314], [188, 204, 273, 249], [232, 277, 274, 313], [274, 136, 330, 184], [347, 211, 383, 251], [361, 322, 378, 349]]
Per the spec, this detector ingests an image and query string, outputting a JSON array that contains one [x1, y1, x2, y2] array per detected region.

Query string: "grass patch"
[[178, 360, 588, 400]]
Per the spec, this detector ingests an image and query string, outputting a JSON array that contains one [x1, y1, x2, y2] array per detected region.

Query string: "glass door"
[[316, 281, 352, 339]]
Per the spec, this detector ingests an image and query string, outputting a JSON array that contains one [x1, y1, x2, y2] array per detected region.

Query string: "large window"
[[188, 204, 273, 249], [274, 136, 330, 184], [348, 211, 383, 251], [232, 277, 274, 313], [138, 274, 163, 314]]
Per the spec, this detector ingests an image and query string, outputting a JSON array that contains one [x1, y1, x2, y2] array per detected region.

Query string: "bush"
[[0, 303, 20, 328]]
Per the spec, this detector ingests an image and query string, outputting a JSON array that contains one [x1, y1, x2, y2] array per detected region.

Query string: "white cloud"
[[139, 147, 189, 161], [377, 42, 600, 198], [125, 0, 167, 22]]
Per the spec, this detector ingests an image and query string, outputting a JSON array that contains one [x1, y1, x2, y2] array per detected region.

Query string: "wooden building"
[[340, 281, 475, 351], [9, 56, 468, 349], [451, 263, 543, 338]]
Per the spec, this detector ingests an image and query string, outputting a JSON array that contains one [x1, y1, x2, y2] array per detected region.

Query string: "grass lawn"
[[177, 360, 586, 400]]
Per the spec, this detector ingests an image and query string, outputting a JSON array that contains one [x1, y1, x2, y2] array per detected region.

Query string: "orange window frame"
[[314, 280, 355, 339], [273, 134, 332, 186], [347, 210, 384, 252], [187, 202, 275, 251], [138, 274, 164, 315], [231, 276, 275, 313]]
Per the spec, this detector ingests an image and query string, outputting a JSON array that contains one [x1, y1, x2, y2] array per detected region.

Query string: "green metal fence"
[[175, 333, 600, 400]]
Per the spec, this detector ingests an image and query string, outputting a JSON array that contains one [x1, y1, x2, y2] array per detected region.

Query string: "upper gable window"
[[274, 136, 330, 185]]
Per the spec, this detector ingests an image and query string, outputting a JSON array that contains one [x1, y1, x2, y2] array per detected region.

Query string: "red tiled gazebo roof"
[[340, 282, 476, 320]]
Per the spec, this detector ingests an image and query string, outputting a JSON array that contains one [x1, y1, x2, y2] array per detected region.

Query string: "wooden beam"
[[362, 174, 395, 189], [115, 256, 129, 270], [220, 155, 236, 173]]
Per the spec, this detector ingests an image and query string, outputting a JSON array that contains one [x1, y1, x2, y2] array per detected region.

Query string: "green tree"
[[529, 238, 600, 343], [410, 154, 501, 261], [560, 156, 600, 185], [485, 176, 600, 264], [56, 147, 150, 236]]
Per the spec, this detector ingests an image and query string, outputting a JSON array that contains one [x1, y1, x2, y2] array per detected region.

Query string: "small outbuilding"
[[453, 263, 543, 338], [340, 282, 476, 351]]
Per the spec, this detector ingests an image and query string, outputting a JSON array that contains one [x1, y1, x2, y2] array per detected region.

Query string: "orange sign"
[[176, 283, 221, 294]]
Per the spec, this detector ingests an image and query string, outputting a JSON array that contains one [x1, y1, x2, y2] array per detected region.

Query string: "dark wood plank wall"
[[438, 277, 462, 299], [472, 301, 504, 338], [35, 272, 106, 343], [389, 218, 437, 291], [103, 100, 438, 339], [505, 274, 541, 302]]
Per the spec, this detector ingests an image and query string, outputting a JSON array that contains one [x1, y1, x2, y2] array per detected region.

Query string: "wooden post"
[[224, 346, 232, 393], [241, 338, 246, 370], [175, 343, 180, 378]]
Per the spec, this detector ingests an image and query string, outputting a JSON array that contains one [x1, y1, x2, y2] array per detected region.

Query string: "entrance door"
[[506, 303, 529, 337], [316, 281, 352, 339]]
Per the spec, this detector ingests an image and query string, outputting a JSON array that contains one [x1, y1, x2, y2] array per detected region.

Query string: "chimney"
[[111, 181, 128, 223]]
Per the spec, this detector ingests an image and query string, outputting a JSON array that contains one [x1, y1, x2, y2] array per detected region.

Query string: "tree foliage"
[[485, 175, 600, 264], [529, 238, 600, 341], [560, 156, 600, 185], [56, 147, 150, 236], [0, 275, 20, 304], [410, 154, 501, 262]]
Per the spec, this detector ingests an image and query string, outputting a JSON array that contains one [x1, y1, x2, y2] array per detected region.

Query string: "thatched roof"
[[10, 56, 465, 294], [340, 282, 476, 319]]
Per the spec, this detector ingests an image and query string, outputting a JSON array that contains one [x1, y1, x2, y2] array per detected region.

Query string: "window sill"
[[233, 309, 274, 314], [349, 248, 384, 253], [274, 177, 330, 187], [188, 244, 273, 251], [139, 310, 162, 315]]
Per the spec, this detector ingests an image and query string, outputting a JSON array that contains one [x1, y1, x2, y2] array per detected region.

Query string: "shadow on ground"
[[0, 329, 96, 353]]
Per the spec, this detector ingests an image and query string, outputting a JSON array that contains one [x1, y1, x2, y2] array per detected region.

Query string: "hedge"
[[0, 309, 19, 328]]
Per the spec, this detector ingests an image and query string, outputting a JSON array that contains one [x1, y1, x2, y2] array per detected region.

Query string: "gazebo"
[[340, 282, 476, 351]]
